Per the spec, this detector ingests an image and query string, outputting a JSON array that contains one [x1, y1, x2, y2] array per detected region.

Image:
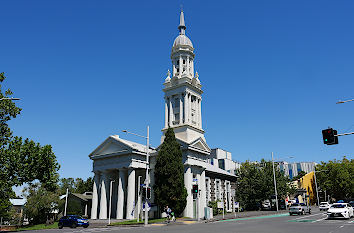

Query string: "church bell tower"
[[162, 10, 205, 143]]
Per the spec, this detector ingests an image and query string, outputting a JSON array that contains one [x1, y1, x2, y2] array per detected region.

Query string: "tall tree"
[[236, 160, 291, 210], [23, 183, 59, 224], [154, 128, 187, 216], [0, 73, 60, 218], [315, 157, 353, 200]]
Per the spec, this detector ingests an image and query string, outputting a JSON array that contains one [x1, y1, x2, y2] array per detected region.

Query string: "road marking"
[[218, 213, 289, 222], [312, 217, 327, 223], [292, 213, 323, 220]]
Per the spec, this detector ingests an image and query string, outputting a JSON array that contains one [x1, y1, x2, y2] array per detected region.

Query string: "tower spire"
[[178, 10, 186, 35]]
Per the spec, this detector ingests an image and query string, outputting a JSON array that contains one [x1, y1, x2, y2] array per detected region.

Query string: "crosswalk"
[[288, 212, 354, 225]]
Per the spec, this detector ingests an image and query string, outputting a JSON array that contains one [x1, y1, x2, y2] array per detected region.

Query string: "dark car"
[[349, 201, 354, 208], [58, 215, 89, 229]]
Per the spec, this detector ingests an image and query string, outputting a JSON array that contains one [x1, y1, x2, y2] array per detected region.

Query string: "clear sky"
[[1, 0, 354, 183]]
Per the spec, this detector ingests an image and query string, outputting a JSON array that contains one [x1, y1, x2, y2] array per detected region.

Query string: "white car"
[[327, 203, 354, 219], [319, 202, 331, 211]]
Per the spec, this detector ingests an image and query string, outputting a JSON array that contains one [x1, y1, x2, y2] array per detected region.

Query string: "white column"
[[126, 168, 136, 220], [183, 166, 193, 218], [99, 172, 109, 219], [187, 56, 190, 75], [91, 173, 100, 219], [196, 172, 201, 219], [183, 92, 188, 123], [179, 94, 183, 125], [169, 97, 173, 126], [164, 98, 168, 128], [200, 169, 206, 218], [179, 56, 182, 77], [186, 93, 190, 124], [198, 98, 202, 128], [116, 169, 126, 219]]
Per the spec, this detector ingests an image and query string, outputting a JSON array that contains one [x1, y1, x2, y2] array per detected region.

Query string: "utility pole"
[[122, 126, 150, 226], [64, 188, 68, 216], [272, 152, 279, 212]]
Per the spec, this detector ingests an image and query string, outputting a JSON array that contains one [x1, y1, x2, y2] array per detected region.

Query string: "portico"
[[89, 135, 155, 220]]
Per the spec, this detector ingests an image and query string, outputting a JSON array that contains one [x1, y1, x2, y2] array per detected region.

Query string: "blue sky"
[[1, 0, 354, 183]]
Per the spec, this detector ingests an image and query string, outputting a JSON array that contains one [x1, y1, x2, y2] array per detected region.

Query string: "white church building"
[[89, 11, 240, 220]]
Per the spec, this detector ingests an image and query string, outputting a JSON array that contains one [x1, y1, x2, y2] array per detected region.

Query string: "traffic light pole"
[[335, 132, 354, 136]]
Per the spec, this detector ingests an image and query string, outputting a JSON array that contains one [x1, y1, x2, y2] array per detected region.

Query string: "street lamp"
[[313, 168, 328, 207], [0, 97, 20, 101], [336, 98, 354, 104], [122, 126, 150, 226], [271, 153, 294, 211]]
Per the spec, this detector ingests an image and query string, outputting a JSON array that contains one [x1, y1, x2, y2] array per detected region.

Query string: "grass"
[[17, 222, 58, 231], [109, 218, 166, 226]]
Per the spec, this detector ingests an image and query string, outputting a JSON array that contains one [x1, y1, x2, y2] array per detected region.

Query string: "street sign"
[[234, 202, 239, 208], [143, 202, 151, 211], [217, 202, 223, 209], [193, 178, 198, 182]]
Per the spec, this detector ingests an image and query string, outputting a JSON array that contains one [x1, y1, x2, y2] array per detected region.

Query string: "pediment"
[[89, 136, 132, 158], [189, 137, 211, 153]]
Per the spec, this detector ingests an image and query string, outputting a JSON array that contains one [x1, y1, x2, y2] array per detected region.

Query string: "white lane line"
[[292, 213, 323, 220], [312, 217, 327, 223]]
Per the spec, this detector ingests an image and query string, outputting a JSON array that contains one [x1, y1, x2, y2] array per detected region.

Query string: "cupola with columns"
[[162, 10, 205, 144]]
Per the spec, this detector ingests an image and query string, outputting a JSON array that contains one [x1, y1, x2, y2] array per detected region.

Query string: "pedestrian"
[[165, 205, 173, 223]]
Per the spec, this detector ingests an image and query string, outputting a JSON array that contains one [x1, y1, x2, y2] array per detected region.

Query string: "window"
[[183, 59, 186, 64], [177, 60, 179, 65]]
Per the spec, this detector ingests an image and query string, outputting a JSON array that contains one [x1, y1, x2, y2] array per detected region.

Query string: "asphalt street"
[[28, 209, 353, 233]]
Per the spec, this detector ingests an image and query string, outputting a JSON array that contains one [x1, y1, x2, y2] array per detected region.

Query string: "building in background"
[[279, 161, 316, 179]]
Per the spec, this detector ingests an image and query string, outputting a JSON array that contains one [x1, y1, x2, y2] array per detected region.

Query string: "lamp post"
[[313, 168, 328, 207], [122, 126, 150, 226], [108, 180, 115, 225], [271, 153, 294, 211], [0, 97, 20, 101]]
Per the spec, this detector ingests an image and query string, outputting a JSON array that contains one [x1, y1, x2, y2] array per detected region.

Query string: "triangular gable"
[[89, 136, 132, 158], [189, 137, 211, 153]]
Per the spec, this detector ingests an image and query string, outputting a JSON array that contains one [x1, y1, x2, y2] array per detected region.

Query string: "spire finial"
[[178, 9, 186, 35]]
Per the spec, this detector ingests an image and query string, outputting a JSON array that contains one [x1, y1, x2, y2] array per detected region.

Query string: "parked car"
[[319, 202, 331, 211], [262, 200, 271, 210], [327, 203, 354, 219], [58, 215, 89, 229], [289, 203, 311, 215], [349, 201, 354, 208]]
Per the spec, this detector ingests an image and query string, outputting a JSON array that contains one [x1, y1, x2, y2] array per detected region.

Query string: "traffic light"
[[192, 184, 198, 193], [322, 128, 338, 145], [142, 186, 151, 199]]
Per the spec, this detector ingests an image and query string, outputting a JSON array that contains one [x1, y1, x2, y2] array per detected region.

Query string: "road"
[[29, 209, 353, 233]]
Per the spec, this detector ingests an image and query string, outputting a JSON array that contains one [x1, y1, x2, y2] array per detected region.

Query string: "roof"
[[10, 198, 26, 206], [173, 34, 193, 48]]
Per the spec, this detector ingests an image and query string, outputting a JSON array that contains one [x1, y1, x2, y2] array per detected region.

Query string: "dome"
[[173, 34, 193, 48]]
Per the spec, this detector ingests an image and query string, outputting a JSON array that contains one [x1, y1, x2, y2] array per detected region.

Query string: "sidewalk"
[[212, 209, 289, 221], [89, 210, 290, 227]]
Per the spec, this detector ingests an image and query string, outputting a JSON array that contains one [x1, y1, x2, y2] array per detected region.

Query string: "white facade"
[[279, 161, 317, 179], [89, 10, 239, 220]]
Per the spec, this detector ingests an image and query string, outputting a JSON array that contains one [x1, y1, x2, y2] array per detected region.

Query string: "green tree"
[[292, 170, 307, 181], [236, 160, 291, 210], [315, 157, 353, 200], [0, 73, 60, 217], [154, 128, 187, 216], [74, 177, 93, 194], [58, 177, 93, 195], [23, 183, 59, 225]]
